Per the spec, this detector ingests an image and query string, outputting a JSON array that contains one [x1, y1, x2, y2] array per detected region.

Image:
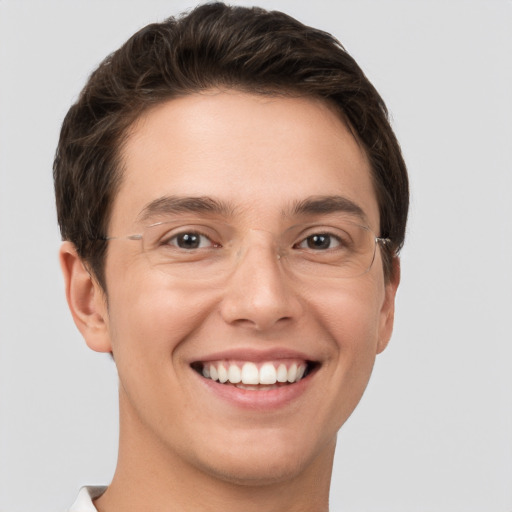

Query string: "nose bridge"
[[220, 228, 300, 329], [234, 228, 283, 293], [235, 228, 277, 261]]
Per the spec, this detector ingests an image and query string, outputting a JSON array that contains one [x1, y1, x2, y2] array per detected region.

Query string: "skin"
[[60, 90, 399, 512]]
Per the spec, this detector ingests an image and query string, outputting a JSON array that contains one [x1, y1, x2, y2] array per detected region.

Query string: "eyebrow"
[[137, 194, 368, 225], [290, 195, 368, 223], [137, 195, 236, 223]]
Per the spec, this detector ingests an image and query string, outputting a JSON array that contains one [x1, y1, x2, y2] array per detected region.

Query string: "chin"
[[200, 454, 310, 487], [191, 428, 336, 487]]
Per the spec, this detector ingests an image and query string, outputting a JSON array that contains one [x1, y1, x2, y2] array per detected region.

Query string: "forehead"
[[111, 90, 379, 231]]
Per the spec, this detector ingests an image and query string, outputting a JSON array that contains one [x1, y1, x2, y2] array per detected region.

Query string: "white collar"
[[68, 486, 107, 512]]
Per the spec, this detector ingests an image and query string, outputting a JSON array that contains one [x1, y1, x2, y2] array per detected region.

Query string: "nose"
[[219, 233, 302, 331]]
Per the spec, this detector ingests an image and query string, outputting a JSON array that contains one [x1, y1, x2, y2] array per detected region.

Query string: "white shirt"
[[68, 486, 106, 512]]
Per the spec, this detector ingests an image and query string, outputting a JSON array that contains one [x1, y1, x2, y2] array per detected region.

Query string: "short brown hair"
[[54, 2, 409, 288]]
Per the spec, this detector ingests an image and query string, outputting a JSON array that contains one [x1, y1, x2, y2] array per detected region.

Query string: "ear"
[[59, 241, 112, 353], [376, 257, 400, 354]]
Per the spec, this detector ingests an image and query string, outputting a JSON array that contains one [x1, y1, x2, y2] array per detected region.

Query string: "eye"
[[296, 233, 341, 251], [165, 231, 217, 250]]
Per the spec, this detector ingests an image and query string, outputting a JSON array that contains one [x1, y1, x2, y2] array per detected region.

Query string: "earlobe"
[[59, 241, 112, 353], [376, 257, 401, 354]]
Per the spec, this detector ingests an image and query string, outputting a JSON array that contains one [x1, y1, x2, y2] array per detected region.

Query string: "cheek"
[[308, 276, 386, 404], [290, 280, 386, 435], [309, 276, 385, 350], [104, 271, 223, 421], [106, 268, 218, 363]]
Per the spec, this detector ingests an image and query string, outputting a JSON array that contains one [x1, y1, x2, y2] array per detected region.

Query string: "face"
[[83, 91, 397, 484]]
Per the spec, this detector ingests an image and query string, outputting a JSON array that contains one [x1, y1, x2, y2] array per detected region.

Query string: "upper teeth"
[[202, 361, 307, 385]]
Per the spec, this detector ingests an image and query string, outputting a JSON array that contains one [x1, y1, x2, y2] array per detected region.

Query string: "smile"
[[192, 360, 316, 389]]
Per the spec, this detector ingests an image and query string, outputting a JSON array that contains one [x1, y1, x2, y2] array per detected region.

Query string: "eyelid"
[[144, 219, 363, 249], [143, 220, 225, 250], [294, 232, 344, 250], [292, 222, 353, 238], [160, 228, 220, 248]]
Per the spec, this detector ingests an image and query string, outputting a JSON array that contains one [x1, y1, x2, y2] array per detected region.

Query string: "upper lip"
[[189, 347, 319, 365]]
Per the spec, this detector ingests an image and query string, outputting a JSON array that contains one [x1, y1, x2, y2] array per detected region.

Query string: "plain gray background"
[[0, 1, 511, 511]]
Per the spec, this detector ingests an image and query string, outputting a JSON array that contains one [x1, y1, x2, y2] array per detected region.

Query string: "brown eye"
[[167, 232, 213, 249], [298, 234, 340, 251]]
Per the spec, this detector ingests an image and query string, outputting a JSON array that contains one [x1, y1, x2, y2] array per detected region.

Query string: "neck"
[[94, 394, 335, 512]]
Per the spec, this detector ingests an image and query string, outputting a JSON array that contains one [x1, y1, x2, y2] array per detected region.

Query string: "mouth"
[[191, 359, 319, 391]]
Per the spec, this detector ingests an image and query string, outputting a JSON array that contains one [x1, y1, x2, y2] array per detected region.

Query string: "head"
[[55, 2, 408, 493]]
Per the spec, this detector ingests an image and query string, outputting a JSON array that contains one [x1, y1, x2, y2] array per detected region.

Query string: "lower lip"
[[194, 370, 314, 411]]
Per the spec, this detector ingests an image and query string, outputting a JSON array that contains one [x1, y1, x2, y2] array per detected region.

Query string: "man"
[[54, 3, 408, 511]]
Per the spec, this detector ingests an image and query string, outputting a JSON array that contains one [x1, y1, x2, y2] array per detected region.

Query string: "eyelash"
[[294, 233, 343, 251], [162, 230, 220, 249], [161, 230, 345, 252]]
